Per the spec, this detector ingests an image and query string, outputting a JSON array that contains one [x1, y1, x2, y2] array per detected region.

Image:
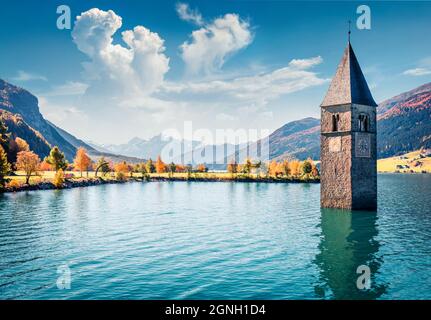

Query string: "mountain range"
[[1, 78, 430, 165]]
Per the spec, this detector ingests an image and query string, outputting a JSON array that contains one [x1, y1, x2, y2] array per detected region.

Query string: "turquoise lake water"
[[0, 174, 430, 299]]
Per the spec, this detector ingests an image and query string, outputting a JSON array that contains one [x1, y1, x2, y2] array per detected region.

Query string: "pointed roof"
[[321, 42, 377, 107]]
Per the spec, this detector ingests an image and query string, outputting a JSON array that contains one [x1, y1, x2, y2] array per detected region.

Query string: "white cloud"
[[72, 8, 169, 99], [11, 70, 47, 82], [180, 13, 253, 76], [403, 57, 431, 77], [288, 56, 323, 69], [163, 56, 327, 105], [56, 7, 328, 145], [403, 67, 431, 76], [43, 81, 89, 97], [176, 2, 204, 26]]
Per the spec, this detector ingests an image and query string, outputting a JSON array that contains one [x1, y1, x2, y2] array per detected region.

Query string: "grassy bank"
[[377, 150, 431, 173]]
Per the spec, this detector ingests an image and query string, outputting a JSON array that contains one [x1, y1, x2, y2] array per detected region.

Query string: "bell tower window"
[[359, 114, 369, 132], [332, 114, 340, 132]]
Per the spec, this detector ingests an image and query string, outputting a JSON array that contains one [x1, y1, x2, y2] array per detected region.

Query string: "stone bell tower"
[[320, 39, 377, 210]]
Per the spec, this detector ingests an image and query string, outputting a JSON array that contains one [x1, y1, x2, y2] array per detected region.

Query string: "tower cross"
[[348, 20, 351, 42]]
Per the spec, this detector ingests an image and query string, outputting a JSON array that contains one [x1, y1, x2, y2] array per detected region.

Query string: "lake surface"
[[0, 174, 430, 299]]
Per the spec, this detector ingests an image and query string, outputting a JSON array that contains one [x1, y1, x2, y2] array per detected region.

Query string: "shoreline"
[[2, 174, 320, 193], [3, 171, 429, 194]]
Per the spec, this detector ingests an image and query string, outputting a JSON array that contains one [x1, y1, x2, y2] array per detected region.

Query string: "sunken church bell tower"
[[320, 38, 377, 210]]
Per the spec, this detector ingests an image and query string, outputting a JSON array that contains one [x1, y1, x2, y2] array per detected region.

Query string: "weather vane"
[[348, 20, 351, 42]]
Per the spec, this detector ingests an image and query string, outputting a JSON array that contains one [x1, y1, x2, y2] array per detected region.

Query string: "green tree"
[[95, 157, 110, 177], [0, 118, 11, 154], [44, 146, 68, 172], [146, 158, 155, 173], [0, 145, 11, 188], [136, 162, 148, 181], [185, 164, 193, 179], [302, 160, 313, 176], [242, 158, 252, 175], [168, 162, 176, 177]]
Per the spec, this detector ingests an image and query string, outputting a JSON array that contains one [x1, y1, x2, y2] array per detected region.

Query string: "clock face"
[[355, 133, 371, 158]]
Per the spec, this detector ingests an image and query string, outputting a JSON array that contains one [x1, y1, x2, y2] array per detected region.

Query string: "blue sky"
[[1, 0, 430, 144]]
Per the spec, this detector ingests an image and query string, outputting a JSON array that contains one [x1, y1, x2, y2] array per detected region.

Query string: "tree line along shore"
[[0, 119, 320, 193]]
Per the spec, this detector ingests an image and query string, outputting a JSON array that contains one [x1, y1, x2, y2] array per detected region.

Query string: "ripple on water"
[[0, 176, 430, 299]]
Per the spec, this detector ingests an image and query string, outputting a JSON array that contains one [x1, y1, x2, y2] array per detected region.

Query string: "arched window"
[[332, 114, 340, 132], [359, 114, 369, 132]]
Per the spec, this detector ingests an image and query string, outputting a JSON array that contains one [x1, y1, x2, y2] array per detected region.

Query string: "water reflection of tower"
[[314, 209, 387, 299]]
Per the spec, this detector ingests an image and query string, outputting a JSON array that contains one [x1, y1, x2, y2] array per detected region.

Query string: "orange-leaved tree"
[[227, 160, 238, 174], [74, 147, 91, 177], [16, 151, 41, 184], [155, 155, 166, 173], [196, 163, 207, 173], [289, 160, 301, 177], [114, 161, 130, 181]]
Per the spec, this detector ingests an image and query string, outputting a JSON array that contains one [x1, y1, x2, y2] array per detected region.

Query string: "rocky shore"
[[2, 178, 128, 193]]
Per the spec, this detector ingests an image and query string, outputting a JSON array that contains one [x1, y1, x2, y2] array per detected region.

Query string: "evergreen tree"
[[44, 146, 68, 172], [0, 118, 11, 154], [0, 145, 11, 188], [146, 158, 155, 173]]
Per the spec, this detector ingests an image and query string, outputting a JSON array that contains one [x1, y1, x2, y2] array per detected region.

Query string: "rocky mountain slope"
[[0, 79, 144, 163], [377, 82, 431, 158], [0, 79, 77, 160]]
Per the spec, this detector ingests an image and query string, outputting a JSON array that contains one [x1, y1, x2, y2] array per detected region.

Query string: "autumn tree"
[[281, 160, 290, 177], [16, 151, 41, 184], [45, 146, 68, 172], [39, 160, 52, 171], [289, 160, 301, 177], [268, 161, 278, 177], [0, 145, 11, 188], [175, 164, 186, 173], [155, 155, 166, 173], [114, 161, 130, 181], [196, 163, 208, 173], [15, 137, 30, 152], [53, 169, 65, 188], [146, 158, 155, 173], [73, 147, 91, 177], [227, 160, 238, 174], [8, 137, 30, 165]]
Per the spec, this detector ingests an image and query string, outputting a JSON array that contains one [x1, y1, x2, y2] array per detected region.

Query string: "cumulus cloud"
[[72, 8, 169, 99], [11, 70, 47, 82], [176, 2, 204, 26], [180, 13, 253, 76], [56, 7, 328, 144]]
